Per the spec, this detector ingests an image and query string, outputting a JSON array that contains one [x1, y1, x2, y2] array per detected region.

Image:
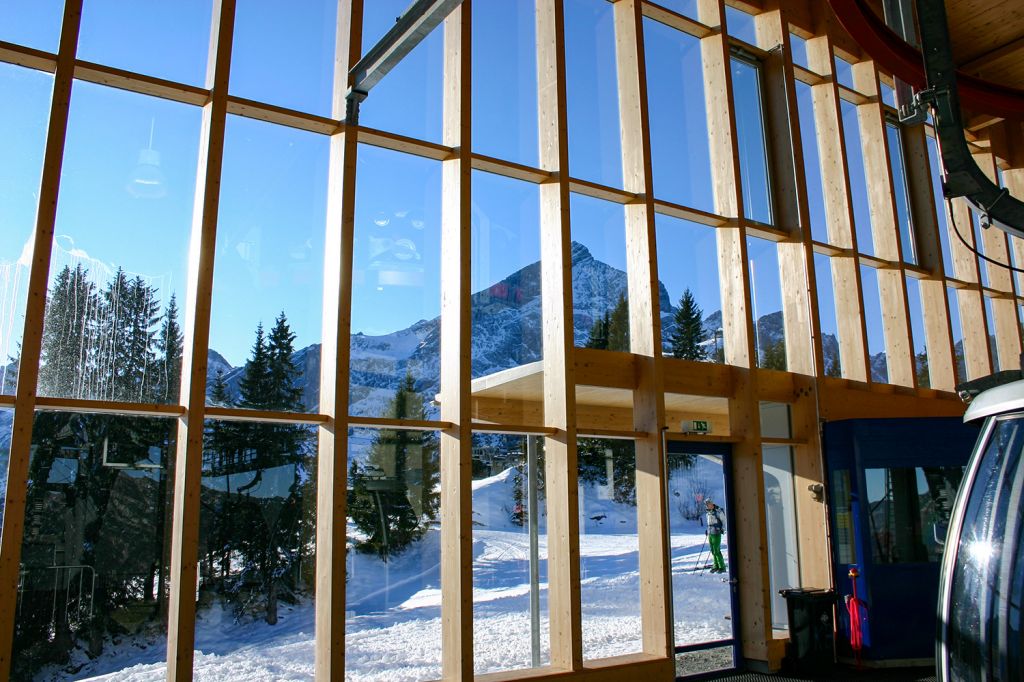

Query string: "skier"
[[705, 498, 726, 573]]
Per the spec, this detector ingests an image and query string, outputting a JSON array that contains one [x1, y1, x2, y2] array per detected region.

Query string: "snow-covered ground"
[[43, 458, 731, 681]]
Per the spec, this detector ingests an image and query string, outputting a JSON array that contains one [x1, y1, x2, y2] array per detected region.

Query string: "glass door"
[[665, 440, 740, 678]]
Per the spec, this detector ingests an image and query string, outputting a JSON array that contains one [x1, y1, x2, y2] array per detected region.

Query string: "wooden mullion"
[[166, 1, 235, 679], [75, 60, 210, 107], [0, 2, 83, 678], [0, 40, 58, 73], [536, 0, 583, 669], [314, 1, 362, 678], [613, 0, 672, 659], [806, 33, 868, 382], [440, 3, 474, 678]]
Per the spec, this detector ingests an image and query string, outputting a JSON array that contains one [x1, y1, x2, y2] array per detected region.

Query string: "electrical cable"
[[945, 197, 1024, 275]]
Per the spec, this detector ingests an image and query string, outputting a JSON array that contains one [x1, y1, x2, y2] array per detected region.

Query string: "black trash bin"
[[779, 588, 836, 675]]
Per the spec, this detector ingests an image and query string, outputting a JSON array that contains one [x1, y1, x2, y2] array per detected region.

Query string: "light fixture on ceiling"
[[126, 118, 167, 199]]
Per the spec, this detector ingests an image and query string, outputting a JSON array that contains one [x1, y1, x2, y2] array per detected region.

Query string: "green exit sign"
[[685, 419, 711, 434]]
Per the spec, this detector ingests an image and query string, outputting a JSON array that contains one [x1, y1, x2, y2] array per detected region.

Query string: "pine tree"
[[584, 312, 610, 350], [670, 289, 707, 361], [154, 294, 184, 403], [39, 264, 99, 399], [607, 292, 630, 352], [759, 338, 787, 370], [350, 374, 439, 559]]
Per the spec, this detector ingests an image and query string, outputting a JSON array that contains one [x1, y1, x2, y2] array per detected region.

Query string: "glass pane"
[[747, 237, 785, 370], [195, 421, 318, 675], [865, 465, 964, 564], [579, 437, 641, 659], [350, 146, 441, 419], [668, 450, 731, 646], [656, 0, 699, 21], [229, 0, 337, 115], [759, 402, 791, 439], [725, 6, 757, 46], [790, 33, 809, 71], [209, 116, 328, 413], [948, 418, 1024, 681], [565, 0, 623, 189], [571, 194, 629, 351], [842, 101, 875, 255], [834, 55, 855, 90], [814, 254, 842, 378], [13, 413, 174, 679], [831, 469, 856, 565], [360, 1, 443, 143], [656, 216, 723, 362], [732, 58, 773, 225], [860, 265, 888, 383], [472, 0, 538, 166], [881, 81, 896, 109], [472, 434, 550, 674], [471, 172, 542, 381], [886, 123, 917, 264], [0, 0, 63, 52], [971, 210, 990, 288], [0, 63, 52, 395], [645, 17, 715, 213], [927, 134, 955, 276], [0, 408, 10, 532], [40, 82, 199, 404], [764, 444, 799, 630], [796, 81, 828, 243], [947, 286, 967, 382], [78, 0, 212, 86], [347, 427, 442, 680], [984, 295, 1000, 373], [906, 276, 930, 388]]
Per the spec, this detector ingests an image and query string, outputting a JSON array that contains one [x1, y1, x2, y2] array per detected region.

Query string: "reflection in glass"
[[763, 445, 798, 629], [927, 135, 955, 276], [947, 287, 967, 382], [0, 408, 10, 531], [346, 427, 442, 680], [796, 81, 828, 243], [210, 116, 328, 413], [195, 420, 317, 674], [78, 0, 211, 86], [865, 465, 963, 564], [668, 450, 731, 647], [881, 81, 896, 109], [814, 254, 842, 378], [831, 469, 857, 565], [984, 295, 1000, 372], [472, 434, 549, 673], [0, 63, 52, 395], [472, 0, 538, 167], [747, 238, 786, 370], [230, 0, 337, 115], [565, 0, 624, 189], [842, 101, 875, 255], [656, 216, 723, 362], [645, 18, 714, 213], [725, 6, 758, 46], [13, 413, 174, 679], [906, 276, 930, 388], [732, 57, 773, 225], [472, 172, 542, 380], [887, 123, 916, 264], [971, 210, 990, 288], [0, 0, 63, 53], [834, 55, 856, 90], [351, 146, 441, 419], [579, 438, 641, 659], [360, 0, 443, 143], [571, 194, 629, 350], [860, 265, 888, 383], [790, 34, 809, 71], [40, 82, 199, 404]]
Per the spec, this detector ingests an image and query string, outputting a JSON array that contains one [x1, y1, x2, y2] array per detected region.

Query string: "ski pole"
[[695, 534, 708, 575]]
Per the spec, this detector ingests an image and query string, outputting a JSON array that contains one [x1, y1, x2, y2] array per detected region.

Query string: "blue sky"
[[1, 1, 902, 374]]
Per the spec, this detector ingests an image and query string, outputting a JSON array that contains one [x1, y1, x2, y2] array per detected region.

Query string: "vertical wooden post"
[[536, 0, 582, 669], [315, 1, 362, 679], [166, 2, 235, 679], [701, 0, 776, 667], [613, 0, 672, 658], [0, 2, 83, 678], [806, 34, 869, 382], [852, 61, 914, 386], [440, 3, 474, 679]]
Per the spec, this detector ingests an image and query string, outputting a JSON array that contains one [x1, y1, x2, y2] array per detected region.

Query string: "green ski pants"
[[708, 533, 725, 570]]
